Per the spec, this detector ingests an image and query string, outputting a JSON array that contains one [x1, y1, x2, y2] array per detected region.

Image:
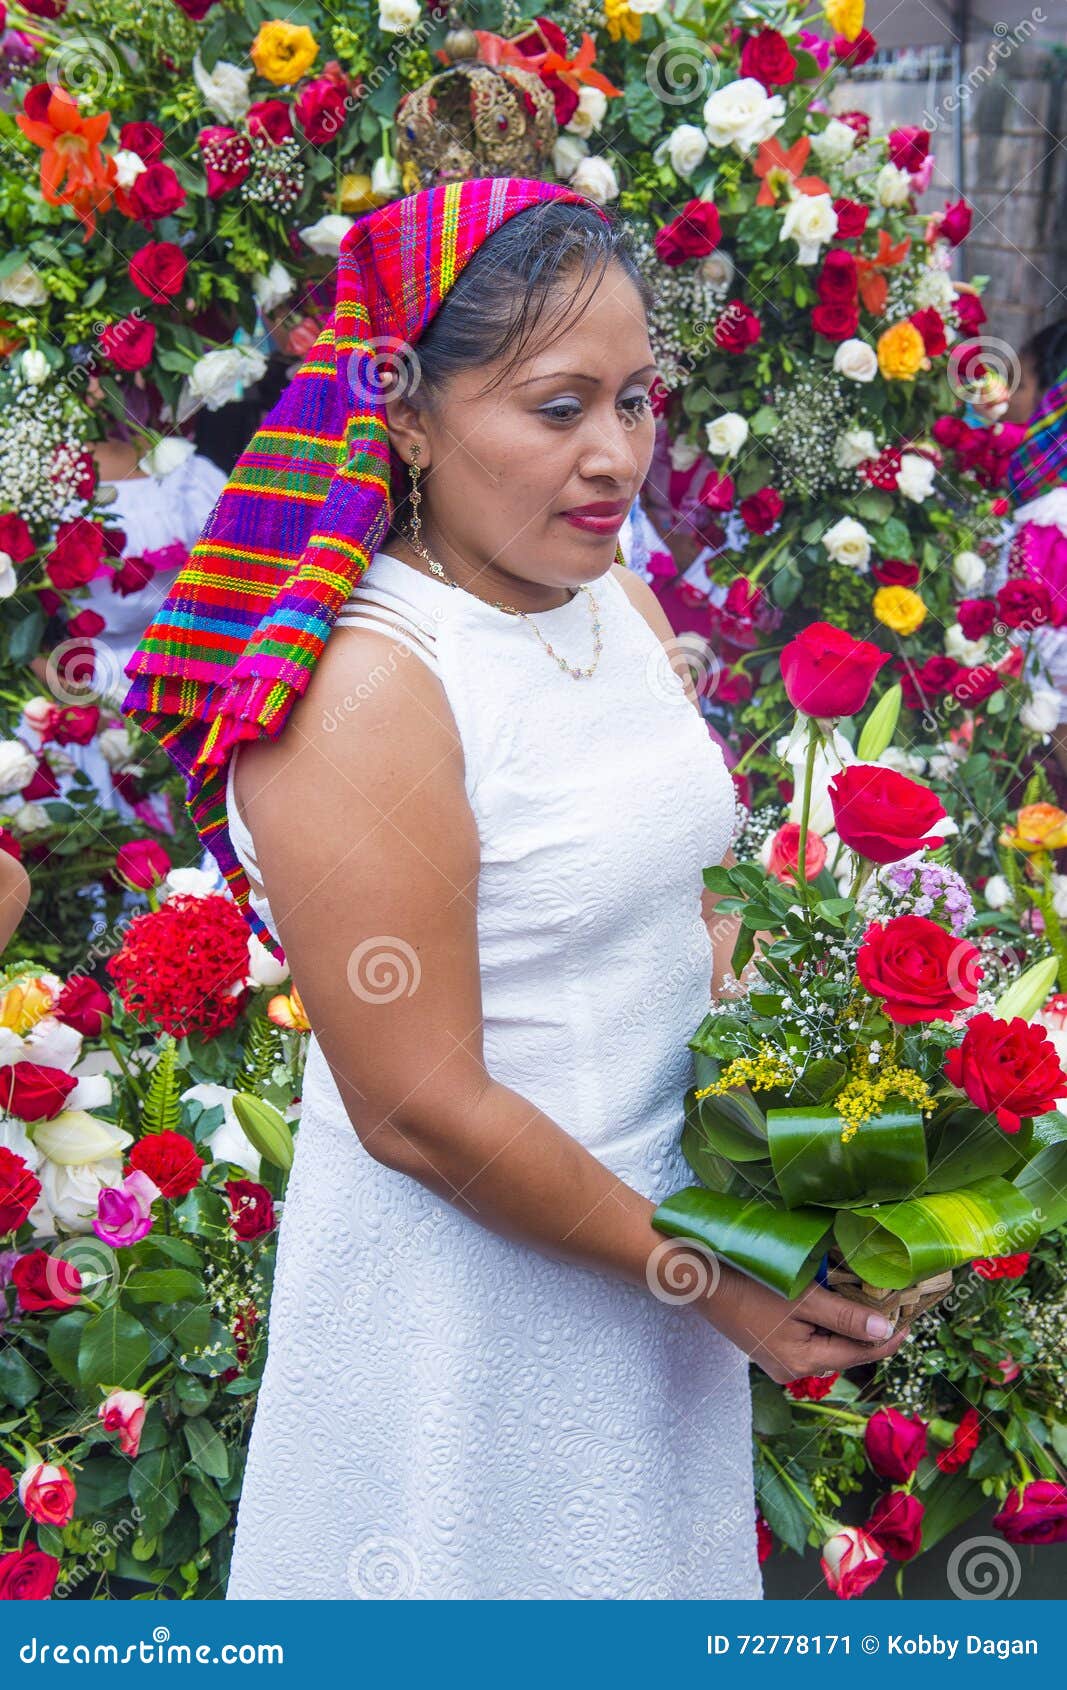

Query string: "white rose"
[[822, 516, 872, 571], [878, 746, 927, 775], [252, 259, 294, 315], [705, 412, 748, 457], [703, 78, 785, 153], [112, 149, 147, 190], [944, 622, 989, 666], [247, 931, 290, 989], [810, 119, 856, 164], [180, 1083, 261, 1179], [876, 163, 912, 207], [669, 436, 703, 472], [0, 1114, 40, 1169], [298, 213, 356, 256], [97, 726, 135, 769], [371, 155, 402, 199], [834, 427, 878, 469], [1020, 688, 1061, 735], [832, 338, 878, 382], [7, 802, 50, 833], [982, 873, 1013, 911], [1052, 874, 1067, 920], [163, 866, 220, 899], [65, 1073, 113, 1112], [20, 349, 48, 386], [565, 86, 608, 137], [552, 133, 588, 181], [666, 123, 709, 179], [192, 54, 251, 125], [22, 698, 55, 738], [137, 436, 195, 478], [952, 549, 986, 590], [183, 345, 269, 414], [378, 0, 421, 31], [896, 452, 936, 503], [699, 249, 735, 290], [569, 155, 619, 205], [24, 1015, 82, 1071], [780, 194, 838, 264], [0, 261, 48, 307], [0, 739, 38, 796], [29, 1156, 126, 1236], [628, 0, 667, 10], [0, 552, 16, 599]]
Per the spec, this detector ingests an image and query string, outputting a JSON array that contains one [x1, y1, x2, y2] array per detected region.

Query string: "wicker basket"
[[825, 1251, 954, 1327]]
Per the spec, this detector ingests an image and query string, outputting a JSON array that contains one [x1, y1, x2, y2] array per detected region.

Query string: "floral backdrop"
[[0, 0, 1065, 1600]]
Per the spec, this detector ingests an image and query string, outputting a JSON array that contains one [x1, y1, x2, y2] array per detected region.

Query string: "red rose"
[[785, 1373, 839, 1400], [932, 415, 967, 449], [114, 839, 171, 890], [12, 1248, 82, 1312], [812, 301, 860, 342], [944, 1012, 1066, 1133], [864, 1407, 928, 1483], [0, 1062, 78, 1123], [935, 1406, 981, 1473], [765, 822, 827, 885], [832, 197, 869, 239], [18, 1462, 76, 1527], [910, 306, 946, 356], [937, 197, 972, 245], [838, 110, 870, 141], [834, 28, 878, 66], [957, 597, 997, 640], [897, 653, 965, 709], [654, 198, 722, 267], [247, 99, 292, 145], [0, 1546, 61, 1600], [126, 162, 186, 222], [128, 241, 187, 303], [0, 512, 34, 564], [45, 518, 105, 591], [739, 487, 783, 534], [973, 1252, 1030, 1280], [100, 316, 156, 372], [51, 705, 99, 747], [112, 556, 156, 596], [996, 577, 1051, 629], [756, 1511, 773, 1563], [829, 765, 947, 864], [0, 1468, 11, 1504], [816, 248, 858, 304], [714, 300, 761, 354], [20, 756, 58, 801], [993, 1480, 1067, 1545], [739, 28, 797, 88], [128, 1129, 205, 1199], [225, 1179, 276, 1241], [821, 1525, 885, 1598], [53, 975, 112, 1037], [867, 1490, 924, 1561], [888, 125, 930, 173], [66, 608, 105, 639], [119, 120, 165, 163], [780, 622, 890, 718], [0, 829, 22, 863], [954, 291, 986, 335], [198, 126, 251, 197], [872, 559, 920, 587], [0, 1146, 41, 1234], [697, 469, 735, 512], [174, 0, 221, 16], [294, 77, 348, 145], [857, 916, 981, 1025]]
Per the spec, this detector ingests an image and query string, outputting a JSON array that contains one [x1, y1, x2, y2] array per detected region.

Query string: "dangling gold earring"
[[407, 443, 422, 546]]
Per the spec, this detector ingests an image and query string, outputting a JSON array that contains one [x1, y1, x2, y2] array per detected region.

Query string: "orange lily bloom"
[[448, 27, 621, 98], [267, 985, 310, 1032], [753, 137, 829, 206], [855, 229, 912, 316], [15, 85, 117, 242]]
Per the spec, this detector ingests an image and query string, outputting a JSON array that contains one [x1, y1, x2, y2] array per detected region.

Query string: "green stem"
[[746, 526, 798, 586], [789, 1401, 868, 1427], [759, 1439, 835, 1536], [792, 717, 820, 910], [102, 1027, 145, 1103]]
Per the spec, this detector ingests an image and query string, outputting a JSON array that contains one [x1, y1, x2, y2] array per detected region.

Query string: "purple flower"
[[92, 1170, 161, 1247]]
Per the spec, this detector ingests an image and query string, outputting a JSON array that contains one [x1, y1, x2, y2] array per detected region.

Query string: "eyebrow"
[[516, 363, 659, 387]]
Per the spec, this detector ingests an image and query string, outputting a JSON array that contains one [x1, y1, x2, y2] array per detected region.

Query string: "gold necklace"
[[405, 447, 603, 681]]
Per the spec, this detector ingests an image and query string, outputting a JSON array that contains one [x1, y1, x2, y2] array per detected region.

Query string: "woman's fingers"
[[796, 1283, 901, 1343], [801, 1325, 911, 1374]]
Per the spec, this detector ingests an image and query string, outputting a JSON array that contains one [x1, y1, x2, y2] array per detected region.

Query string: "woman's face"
[[1005, 353, 1040, 426], [388, 261, 658, 606]]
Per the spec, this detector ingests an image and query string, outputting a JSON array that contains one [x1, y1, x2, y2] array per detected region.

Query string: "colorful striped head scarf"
[[1008, 367, 1067, 506], [122, 177, 611, 963]]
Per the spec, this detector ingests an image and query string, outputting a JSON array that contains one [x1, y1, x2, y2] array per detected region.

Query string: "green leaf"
[[857, 683, 903, 761], [651, 1186, 831, 1297], [751, 1374, 793, 1436], [141, 1233, 202, 1269], [188, 1474, 232, 1546], [141, 1037, 180, 1135], [834, 1176, 1043, 1289], [46, 1310, 89, 1386], [993, 955, 1059, 1021], [183, 1416, 230, 1481], [917, 1468, 984, 1552], [129, 1447, 179, 1537], [755, 1454, 813, 1554], [78, 1306, 151, 1389], [0, 1346, 42, 1407], [749, 405, 780, 437], [1013, 1109, 1067, 1227], [767, 1104, 928, 1210], [125, 1268, 205, 1305], [925, 1106, 1024, 1192]]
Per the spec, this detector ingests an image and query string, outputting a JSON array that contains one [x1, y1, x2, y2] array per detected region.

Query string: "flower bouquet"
[[652, 621, 1067, 1326]]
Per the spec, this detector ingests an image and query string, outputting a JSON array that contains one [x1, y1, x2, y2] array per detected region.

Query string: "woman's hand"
[[697, 1256, 910, 1384]]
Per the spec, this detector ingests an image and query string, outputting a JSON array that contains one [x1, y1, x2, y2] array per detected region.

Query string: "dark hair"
[[386, 196, 652, 530], [1021, 317, 1067, 394]]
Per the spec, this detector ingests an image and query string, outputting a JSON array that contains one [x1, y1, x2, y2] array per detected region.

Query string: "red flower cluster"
[[972, 1252, 1030, 1280], [129, 1129, 205, 1198], [106, 893, 252, 1040], [866, 1490, 923, 1561], [813, 249, 858, 342], [785, 1372, 839, 1400], [931, 414, 1022, 489], [934, 1406, 981, 1473]]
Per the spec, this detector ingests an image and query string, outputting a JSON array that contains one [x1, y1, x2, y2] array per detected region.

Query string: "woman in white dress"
[[124, 180, 909, 1601]]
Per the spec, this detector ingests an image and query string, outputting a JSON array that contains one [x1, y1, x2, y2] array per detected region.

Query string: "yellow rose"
[[825, 0, 865, 42], [339, 173, 376, 215], [1000, 803, 1067, 854], [605, 0, 642, 43], [0, 974, 57, 1035], [873, 585, 926, 636], [877, 320, 926, 382], [250, 21, 318, 86]]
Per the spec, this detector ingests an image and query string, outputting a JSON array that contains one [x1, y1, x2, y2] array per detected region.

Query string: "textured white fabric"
[[223, 551, 762, 1601]]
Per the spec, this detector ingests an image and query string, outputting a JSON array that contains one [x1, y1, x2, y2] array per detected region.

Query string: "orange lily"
[[15, 85, 117, 242], [267, 985, 310, 1033], [753, 137, 829, 206], [539, 33, 623, 99], [855, 228, 911, 316]]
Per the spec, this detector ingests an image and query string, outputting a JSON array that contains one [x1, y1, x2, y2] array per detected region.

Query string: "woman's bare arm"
[[0, 849, 31, 953], [234, 619, 909, 1376]]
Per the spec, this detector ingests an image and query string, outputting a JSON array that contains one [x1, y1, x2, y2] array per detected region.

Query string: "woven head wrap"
[[1008, 366, 1067, 507], [122, 177, 615, 963]]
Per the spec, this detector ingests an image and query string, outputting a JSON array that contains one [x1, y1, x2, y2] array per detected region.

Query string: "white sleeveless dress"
[[223, 550, 762, 1601]]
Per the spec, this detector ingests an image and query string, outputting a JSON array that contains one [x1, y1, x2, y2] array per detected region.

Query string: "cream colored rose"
[[379, 0, 421, 28], [371, 155, 402, 198], [982, 873, 1012, 910], [552, 133, 587, 181], [163, 866, 220, 899], [913, 267, 956, 312], [780, 193, 838, 263], [896, 452, 936, 502], [137, 437, 195, 478], [20, 350, 48, 386], [247, 932, 290, 989], [113, 149, 147, 190], [834, 427, 878, 469], [298, 214, 356, 256], [666, 124, 709, 178], [875, 163, 912, 207], [669, 436, 703, 472], [832, 338, 878, 383], [1021, 689, 1061, 735], [0, 261, 48, 307], [193, 54, 252, 124], [952, 550, 986, 590], [0, 739, 38, 796], [944, 623, 989, 666], [33, 1111, 131, 1166], [570, 155, 619, 204], [705, 413, 748, 457], [703, 78, 785, 153], [565, 86, 608, 137], [821, 516, 872, 571], [0, 554, 16, 599], [252, 260, 294, 315], [810, 119, 856, 164], [182, 345, 269, 415]]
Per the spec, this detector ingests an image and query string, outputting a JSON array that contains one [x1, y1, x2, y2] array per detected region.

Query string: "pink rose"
[[820, 1524, 886, 1598], [97, 1388, 146, 1458], [92, 1169, 160, 1247], [18, 1462, 76, 1528]]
